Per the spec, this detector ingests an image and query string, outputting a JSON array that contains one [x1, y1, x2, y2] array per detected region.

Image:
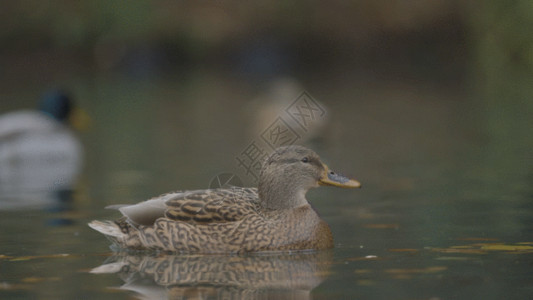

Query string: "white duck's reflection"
[[91, 251, 332, 300], [0, 90, 84, 210]]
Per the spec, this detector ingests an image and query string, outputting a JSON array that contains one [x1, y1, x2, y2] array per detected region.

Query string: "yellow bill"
[[319, 164, 361, 188], [69, 107, 91, 131]]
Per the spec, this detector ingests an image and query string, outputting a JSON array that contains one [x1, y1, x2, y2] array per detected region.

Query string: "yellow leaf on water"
[[9, 257, 32, 262], [432, 242, 533, 255], [357, 279, 376, 286], [480, 244, 533, 251], [425, 266, 448, 273], [450, 246, 475, 249], [9, 253, 71, 262]]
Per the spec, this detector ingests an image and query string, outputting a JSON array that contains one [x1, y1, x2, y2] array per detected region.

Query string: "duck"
[[89, 145, 360, 253], [0, 90, 84, 206]]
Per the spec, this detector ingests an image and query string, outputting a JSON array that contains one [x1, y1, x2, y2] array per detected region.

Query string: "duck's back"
[[0, 111, 58, 137]]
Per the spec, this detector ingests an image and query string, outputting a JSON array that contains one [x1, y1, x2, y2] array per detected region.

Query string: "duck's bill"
[[69, 108, 91, 131], [319, 165, 361, 188]]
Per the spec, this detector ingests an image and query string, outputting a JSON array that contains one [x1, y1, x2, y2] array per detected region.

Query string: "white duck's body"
[[0, 109, 82, 207]]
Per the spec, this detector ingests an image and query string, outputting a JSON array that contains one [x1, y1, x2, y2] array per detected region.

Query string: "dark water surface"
[[0, 72, 531, 299]]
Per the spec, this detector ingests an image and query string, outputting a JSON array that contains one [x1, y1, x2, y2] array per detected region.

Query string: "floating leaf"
[[480, 244, 533, 251], [431, 242, 533, 255], [450, 245, 477, 249], [21, 277, 46, 283], [9, 253, 71, 262], [356, 279, 375, 286], [9, 257, 32, 262]]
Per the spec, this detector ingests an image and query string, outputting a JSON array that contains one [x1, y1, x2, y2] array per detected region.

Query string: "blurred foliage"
[[1, 1, 459, 47], [0, 1, 463, 71], [469, 0, 533, 80], [2, 1, 532, 72], [1, 1, 532, 114], [1, 1, 152, 49]]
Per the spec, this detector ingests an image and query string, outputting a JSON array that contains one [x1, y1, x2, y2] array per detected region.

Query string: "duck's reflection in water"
[[91, 251, 332, 299]]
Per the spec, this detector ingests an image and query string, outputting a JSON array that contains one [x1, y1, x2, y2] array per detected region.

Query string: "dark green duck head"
[[258, 145, 360, 210], [39, 90, 89, 129], [39, 90, 73, 123]]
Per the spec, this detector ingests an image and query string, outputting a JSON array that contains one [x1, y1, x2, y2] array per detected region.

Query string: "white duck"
[[0, 90, 84, 208]]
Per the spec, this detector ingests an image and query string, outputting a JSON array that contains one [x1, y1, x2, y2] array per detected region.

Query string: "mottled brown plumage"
[[89, 145, 360, 253], [164, 188, 258, 223]]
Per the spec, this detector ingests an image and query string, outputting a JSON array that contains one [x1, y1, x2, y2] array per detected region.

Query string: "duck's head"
[[39, 90, 73, 123], [258, 145, 360, 210], [39, 90, 90, 129]]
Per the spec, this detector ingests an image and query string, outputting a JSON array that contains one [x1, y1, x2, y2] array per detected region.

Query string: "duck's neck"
[[258, 180, 309, 210]]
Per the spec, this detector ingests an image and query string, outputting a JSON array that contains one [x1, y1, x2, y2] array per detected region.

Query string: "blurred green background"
[[1, 1, 532, 299], [2, 0, 531, 195], [1, 1, 531, 88], [2, 1, 532, 124]]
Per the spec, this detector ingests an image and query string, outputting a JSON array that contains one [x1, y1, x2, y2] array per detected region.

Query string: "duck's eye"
[[301, 157, 309, 163]]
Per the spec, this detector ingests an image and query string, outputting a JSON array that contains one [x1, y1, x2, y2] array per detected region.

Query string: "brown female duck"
[[89, 145, 360, 253]]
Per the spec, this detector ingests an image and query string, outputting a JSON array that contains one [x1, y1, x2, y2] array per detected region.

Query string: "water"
[[0, 71, 532, 299]]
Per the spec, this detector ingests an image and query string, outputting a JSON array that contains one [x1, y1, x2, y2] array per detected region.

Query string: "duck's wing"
[[116, 188, 259, 226], [117, 191, 181, 226], [164, 187, 259, 224]]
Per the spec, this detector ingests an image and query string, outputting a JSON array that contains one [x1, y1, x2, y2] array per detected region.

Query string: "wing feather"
[[164, 187, 259, 224]]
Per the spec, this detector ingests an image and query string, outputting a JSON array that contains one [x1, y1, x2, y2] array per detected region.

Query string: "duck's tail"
[[88, 219, 143, 249], [89, 220, 124, 238]]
